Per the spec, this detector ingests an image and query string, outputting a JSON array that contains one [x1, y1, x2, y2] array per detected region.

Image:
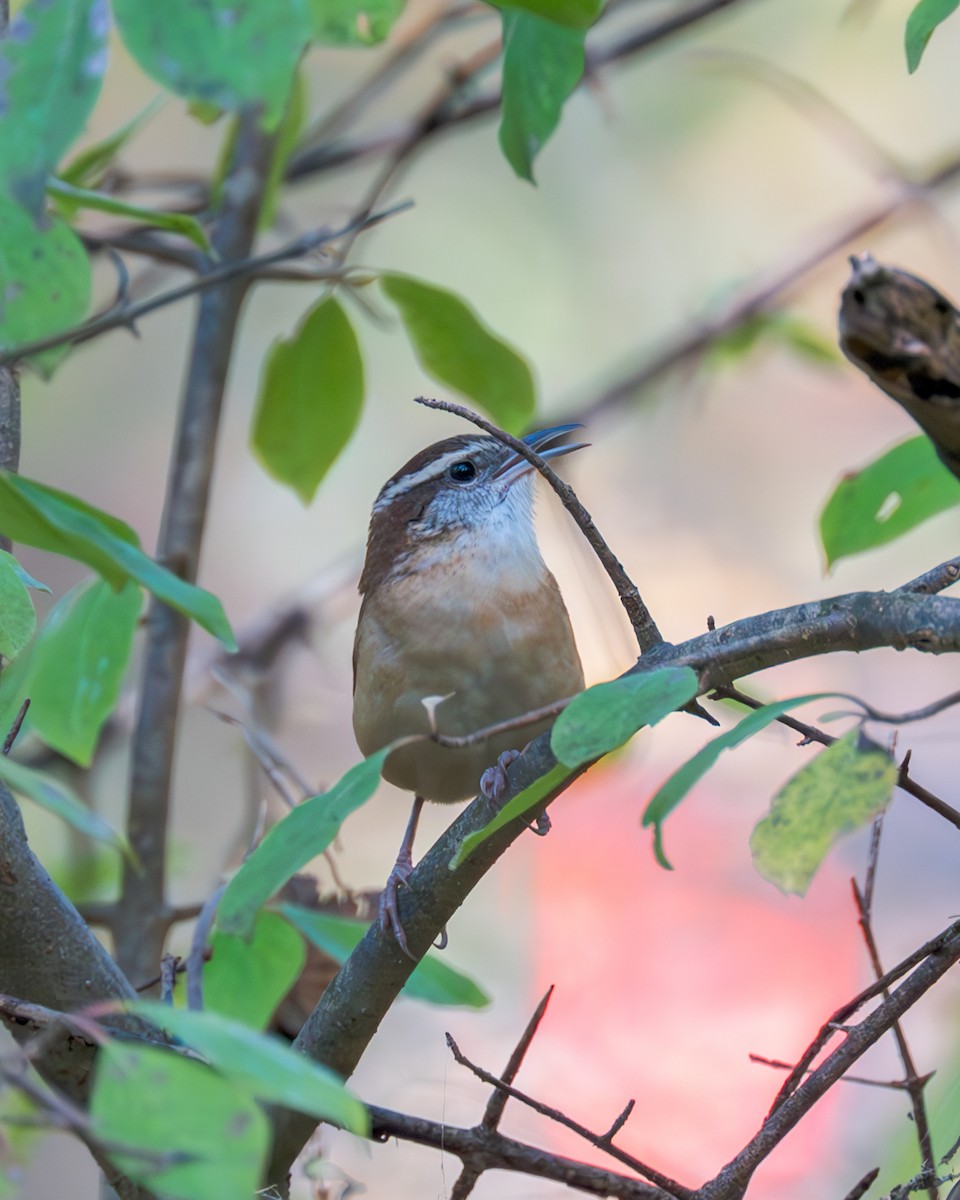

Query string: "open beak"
[[493, 424, 589, 488]]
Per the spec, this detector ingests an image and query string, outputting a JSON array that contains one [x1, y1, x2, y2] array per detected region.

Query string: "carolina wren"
[[352, 426, 586, 954]]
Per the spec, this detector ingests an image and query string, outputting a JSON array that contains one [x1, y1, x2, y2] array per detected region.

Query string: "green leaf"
[[252, 297, 364, 503], [59, 96, 165, 189], [498, 10, 585, 183], [750, 732, 896, 894], [310, 0, 406, 44], [905, 0, 960, 71], [451, 761, 572, 869], [0, 473, 235, 648], [47, 178, 212, 253], [484, 0, 601, 29], [0, 197, 91, 375], [281, 904, 491, 1008], [112, 0, 312, 130], [820, 437, 960, 568], [551, 667, 698, 768], [16, 579, 140, 766], [0, 753, 128, 855], [381, 273, 535, 433], [199, 911, 306, 1029], [91, 1041, 269, 1200], [642, 694, 838, 869], [0, 0, 110, 213], [0, 551, 38, 662], [132, 1003, 368, 1134], [217, 748, 392, 937], [705, 311, 839, 371]]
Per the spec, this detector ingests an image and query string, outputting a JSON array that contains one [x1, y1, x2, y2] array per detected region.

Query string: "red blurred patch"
[[524, 759, 862, 1196]]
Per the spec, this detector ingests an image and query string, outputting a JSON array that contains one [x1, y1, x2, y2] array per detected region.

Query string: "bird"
[[352, 425, 586, 956]]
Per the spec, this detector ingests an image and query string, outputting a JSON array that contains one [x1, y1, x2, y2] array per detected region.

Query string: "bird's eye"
[[448, 460, 477, 483]]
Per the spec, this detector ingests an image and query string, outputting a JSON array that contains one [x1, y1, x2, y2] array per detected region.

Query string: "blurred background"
[[11, 0, 960, 1195]]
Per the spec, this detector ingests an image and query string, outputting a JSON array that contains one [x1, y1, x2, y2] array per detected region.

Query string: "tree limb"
[[266, 586, 960, 1183]]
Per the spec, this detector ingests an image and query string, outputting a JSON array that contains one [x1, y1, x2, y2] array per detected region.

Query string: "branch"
[[696, 919, 960, 1199], [114, 110, 276, 987], [414, 395, 662, 651], [266, 586, 960, 1184], [0, 204, 410, 367]]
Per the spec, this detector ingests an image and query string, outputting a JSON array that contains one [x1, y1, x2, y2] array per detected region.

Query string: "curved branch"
[[267, 587, 960, 1182]]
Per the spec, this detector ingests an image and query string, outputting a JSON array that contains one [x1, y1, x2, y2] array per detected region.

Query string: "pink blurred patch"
[[524, 759, 862, 1196]]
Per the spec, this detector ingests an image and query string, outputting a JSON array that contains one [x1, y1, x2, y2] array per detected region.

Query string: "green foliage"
[[111, 0, 312, 130], [484, 0, 601, 30], [310, 0, 407, 44], [819, 436, 960, 568], [705, 311, 839, 370], [198, 911, 307, 1029], [47, 178, 212, 253], [0, 199, 91, 373], [252, 297, 364, 502], [551, 667, 699, 768], [282, 904, 491, 1008], [217, 747, 392, 936], [132, 1002, 368, 1132], [0, 753, 128, 855], [90, 1041, 270, 1200], [4, 579, 141, 766], [0, 473, 235, 647], [750, 731, 896, 894], [0, 550, 41, 662], [0, 0, 109, 214], [498, 9, 585, 183], [451, 761, 572, 868], [642, 695, 836, 868], [905, 0, 960, 71], [59, 97, 165, 189], [381, 273, 536, 432]]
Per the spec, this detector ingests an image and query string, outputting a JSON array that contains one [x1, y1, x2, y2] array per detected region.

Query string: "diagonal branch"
[[267, 586, 960, 1184]]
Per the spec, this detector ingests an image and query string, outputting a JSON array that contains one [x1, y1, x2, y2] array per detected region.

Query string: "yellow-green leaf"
[[750, 732, 896, 894]]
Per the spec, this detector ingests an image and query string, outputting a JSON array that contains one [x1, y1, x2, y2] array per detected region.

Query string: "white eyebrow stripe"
[[373, 446, 487, 511]]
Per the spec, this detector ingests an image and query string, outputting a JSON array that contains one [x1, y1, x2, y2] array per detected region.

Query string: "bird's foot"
[[480, 749, 521, 805], [378, 851, 416, 960], [480, 750, 551, 837]]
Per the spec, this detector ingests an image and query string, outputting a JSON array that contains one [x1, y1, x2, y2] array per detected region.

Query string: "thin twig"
[[852, 879, 939, 1200], [185, 883, 226, 1012], [1, 202, 411, 367], [414, 396, 662, 652], [842, 1168, 880, 1200], [2, 698, 29, 755], [481, 986, 554, 1131], [445, 1033, 694, 1200], [710, 684, 960, 831]]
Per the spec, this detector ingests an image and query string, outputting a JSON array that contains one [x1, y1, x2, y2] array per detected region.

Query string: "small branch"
[[185, 883, 226, 1012], [115, 110, 276, 988], [842, 1168, 880, 1200], [0, 203, 411, 367], [711, 684, 960, 832], [852, 879, 939, 1200], [697, 919, 960, 1200], [367, 1103, 673, 1200], [414, 396, 662, 652], [446, 1033, 693, 1200], [900, 557, 960, 596], [2, 698, 29, 754], [482, 986, 554, 1131]]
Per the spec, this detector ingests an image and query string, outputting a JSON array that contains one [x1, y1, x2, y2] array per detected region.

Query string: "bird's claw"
[[480, 749, 522, 805], [378, 855, 416, 960]]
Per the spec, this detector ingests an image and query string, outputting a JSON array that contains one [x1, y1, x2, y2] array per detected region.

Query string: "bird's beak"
[[493, 424, 589, 488]]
